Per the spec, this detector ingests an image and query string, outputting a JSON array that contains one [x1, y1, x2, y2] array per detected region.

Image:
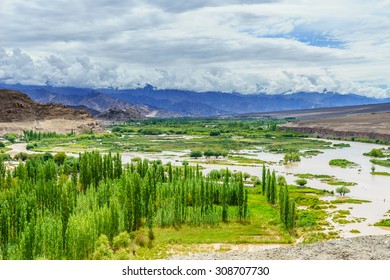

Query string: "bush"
[[54, 152, 67, 165], [93, 235, 113, 260], [26, 143, 35, 150], [203, 150, 214, 157], [43, 152, 54, 161], [363, 148, 384, 157], [113, 232, 131, 251], [295, 178, 308, 187], [284, 153, 300, 164], [134, 231, 148, 247], [209, 170, 222, 180], [0, 142, 5, 148], [111, 126, 123, 133], [14, 152, 29, 161], [209, 130, 220, 136], [4, 133, 18, 143], [189, 150, 203, 158], [113, 248, 131, 260], [0, 153, 11, 161]]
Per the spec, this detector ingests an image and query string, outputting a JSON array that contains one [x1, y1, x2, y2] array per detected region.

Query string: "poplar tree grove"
[[0, 151, 250, 260], [261, 165, 296, 231]]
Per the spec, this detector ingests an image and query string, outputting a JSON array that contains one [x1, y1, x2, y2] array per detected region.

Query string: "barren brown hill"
[[0, 89, 102, 134], [281, 110, 390, 142]]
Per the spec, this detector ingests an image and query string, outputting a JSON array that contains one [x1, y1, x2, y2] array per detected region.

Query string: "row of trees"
[[0, 152, 249, 260], [189, 150, 229, 158], [261, 165, 296, 231], [23, 130, 74, 141]]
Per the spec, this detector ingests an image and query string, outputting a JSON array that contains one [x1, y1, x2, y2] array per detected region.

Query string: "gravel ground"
[[170, 235, 390, 260]]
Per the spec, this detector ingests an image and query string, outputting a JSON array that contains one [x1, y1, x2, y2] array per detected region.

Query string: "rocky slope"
[[0, 89, 101, 134], [96, 108, 145, 122], [170, 235, 390, 260], [280, 111, 390, 142]]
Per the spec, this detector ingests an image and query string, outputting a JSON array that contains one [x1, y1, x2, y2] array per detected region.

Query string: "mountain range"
[[1, 83, 389, 118]]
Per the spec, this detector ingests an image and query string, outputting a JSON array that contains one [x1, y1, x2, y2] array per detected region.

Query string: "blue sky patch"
[[262, 31, 345, 49]]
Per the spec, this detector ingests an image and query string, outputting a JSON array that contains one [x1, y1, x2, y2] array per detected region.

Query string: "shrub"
[[295, 178, 308, 187], [209, 130, 220, 136], [111, 126, 123, 133], [284, 153, 300, 164], [26, 143, 35, 150], [134, 231, 148, 247], [92, 235, 113, 260], [0, 153, 11, 161], [203, 150, 214, 157], [54, 152, 67, 165], [14, 152, 29, 161], [113, 232, 131, 251], [113, 248, 131, 260], [4, 133, 18, 143], [363, 148, 384, 157], [189, 150, 203, 158], [43, 152, 54, 161]]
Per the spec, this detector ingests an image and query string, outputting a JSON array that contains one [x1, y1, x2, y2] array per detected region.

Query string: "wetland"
[[1, 118, 390, 259]]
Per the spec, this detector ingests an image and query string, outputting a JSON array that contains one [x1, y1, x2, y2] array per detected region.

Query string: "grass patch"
[[226, 156, 265, 165], [350, 229, 360, 234], [301, 232, 340, 244], [302, 150, 324, 157], [371, 171, 390, 176], [295, 174, 356, 187], [333, 218, 353, 224], [370, 159, 390, 168], [153, 193, 291, 246], [333, 143, 351, 148], [295, 173, 333, 179], [289, 185, 332, 241], [332, 210, 352, 224], [331, 198, 371, 204], [327, 180, 357, 187], [329, 159, 357, 168], [374, 219, 390, 227]]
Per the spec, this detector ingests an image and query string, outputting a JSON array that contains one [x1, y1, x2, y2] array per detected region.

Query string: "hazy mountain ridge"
[[1, 83, 389, 117]]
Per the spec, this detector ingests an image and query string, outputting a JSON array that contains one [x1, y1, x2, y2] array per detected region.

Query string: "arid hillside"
[[281, 111, 390, 142], [0, 89, 102, 134]]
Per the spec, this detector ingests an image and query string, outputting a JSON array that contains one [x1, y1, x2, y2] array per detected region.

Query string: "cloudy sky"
[[0, 0, 389, 97]]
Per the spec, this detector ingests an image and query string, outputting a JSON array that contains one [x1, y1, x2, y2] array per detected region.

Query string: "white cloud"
[[0, 0, 389, 97]]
